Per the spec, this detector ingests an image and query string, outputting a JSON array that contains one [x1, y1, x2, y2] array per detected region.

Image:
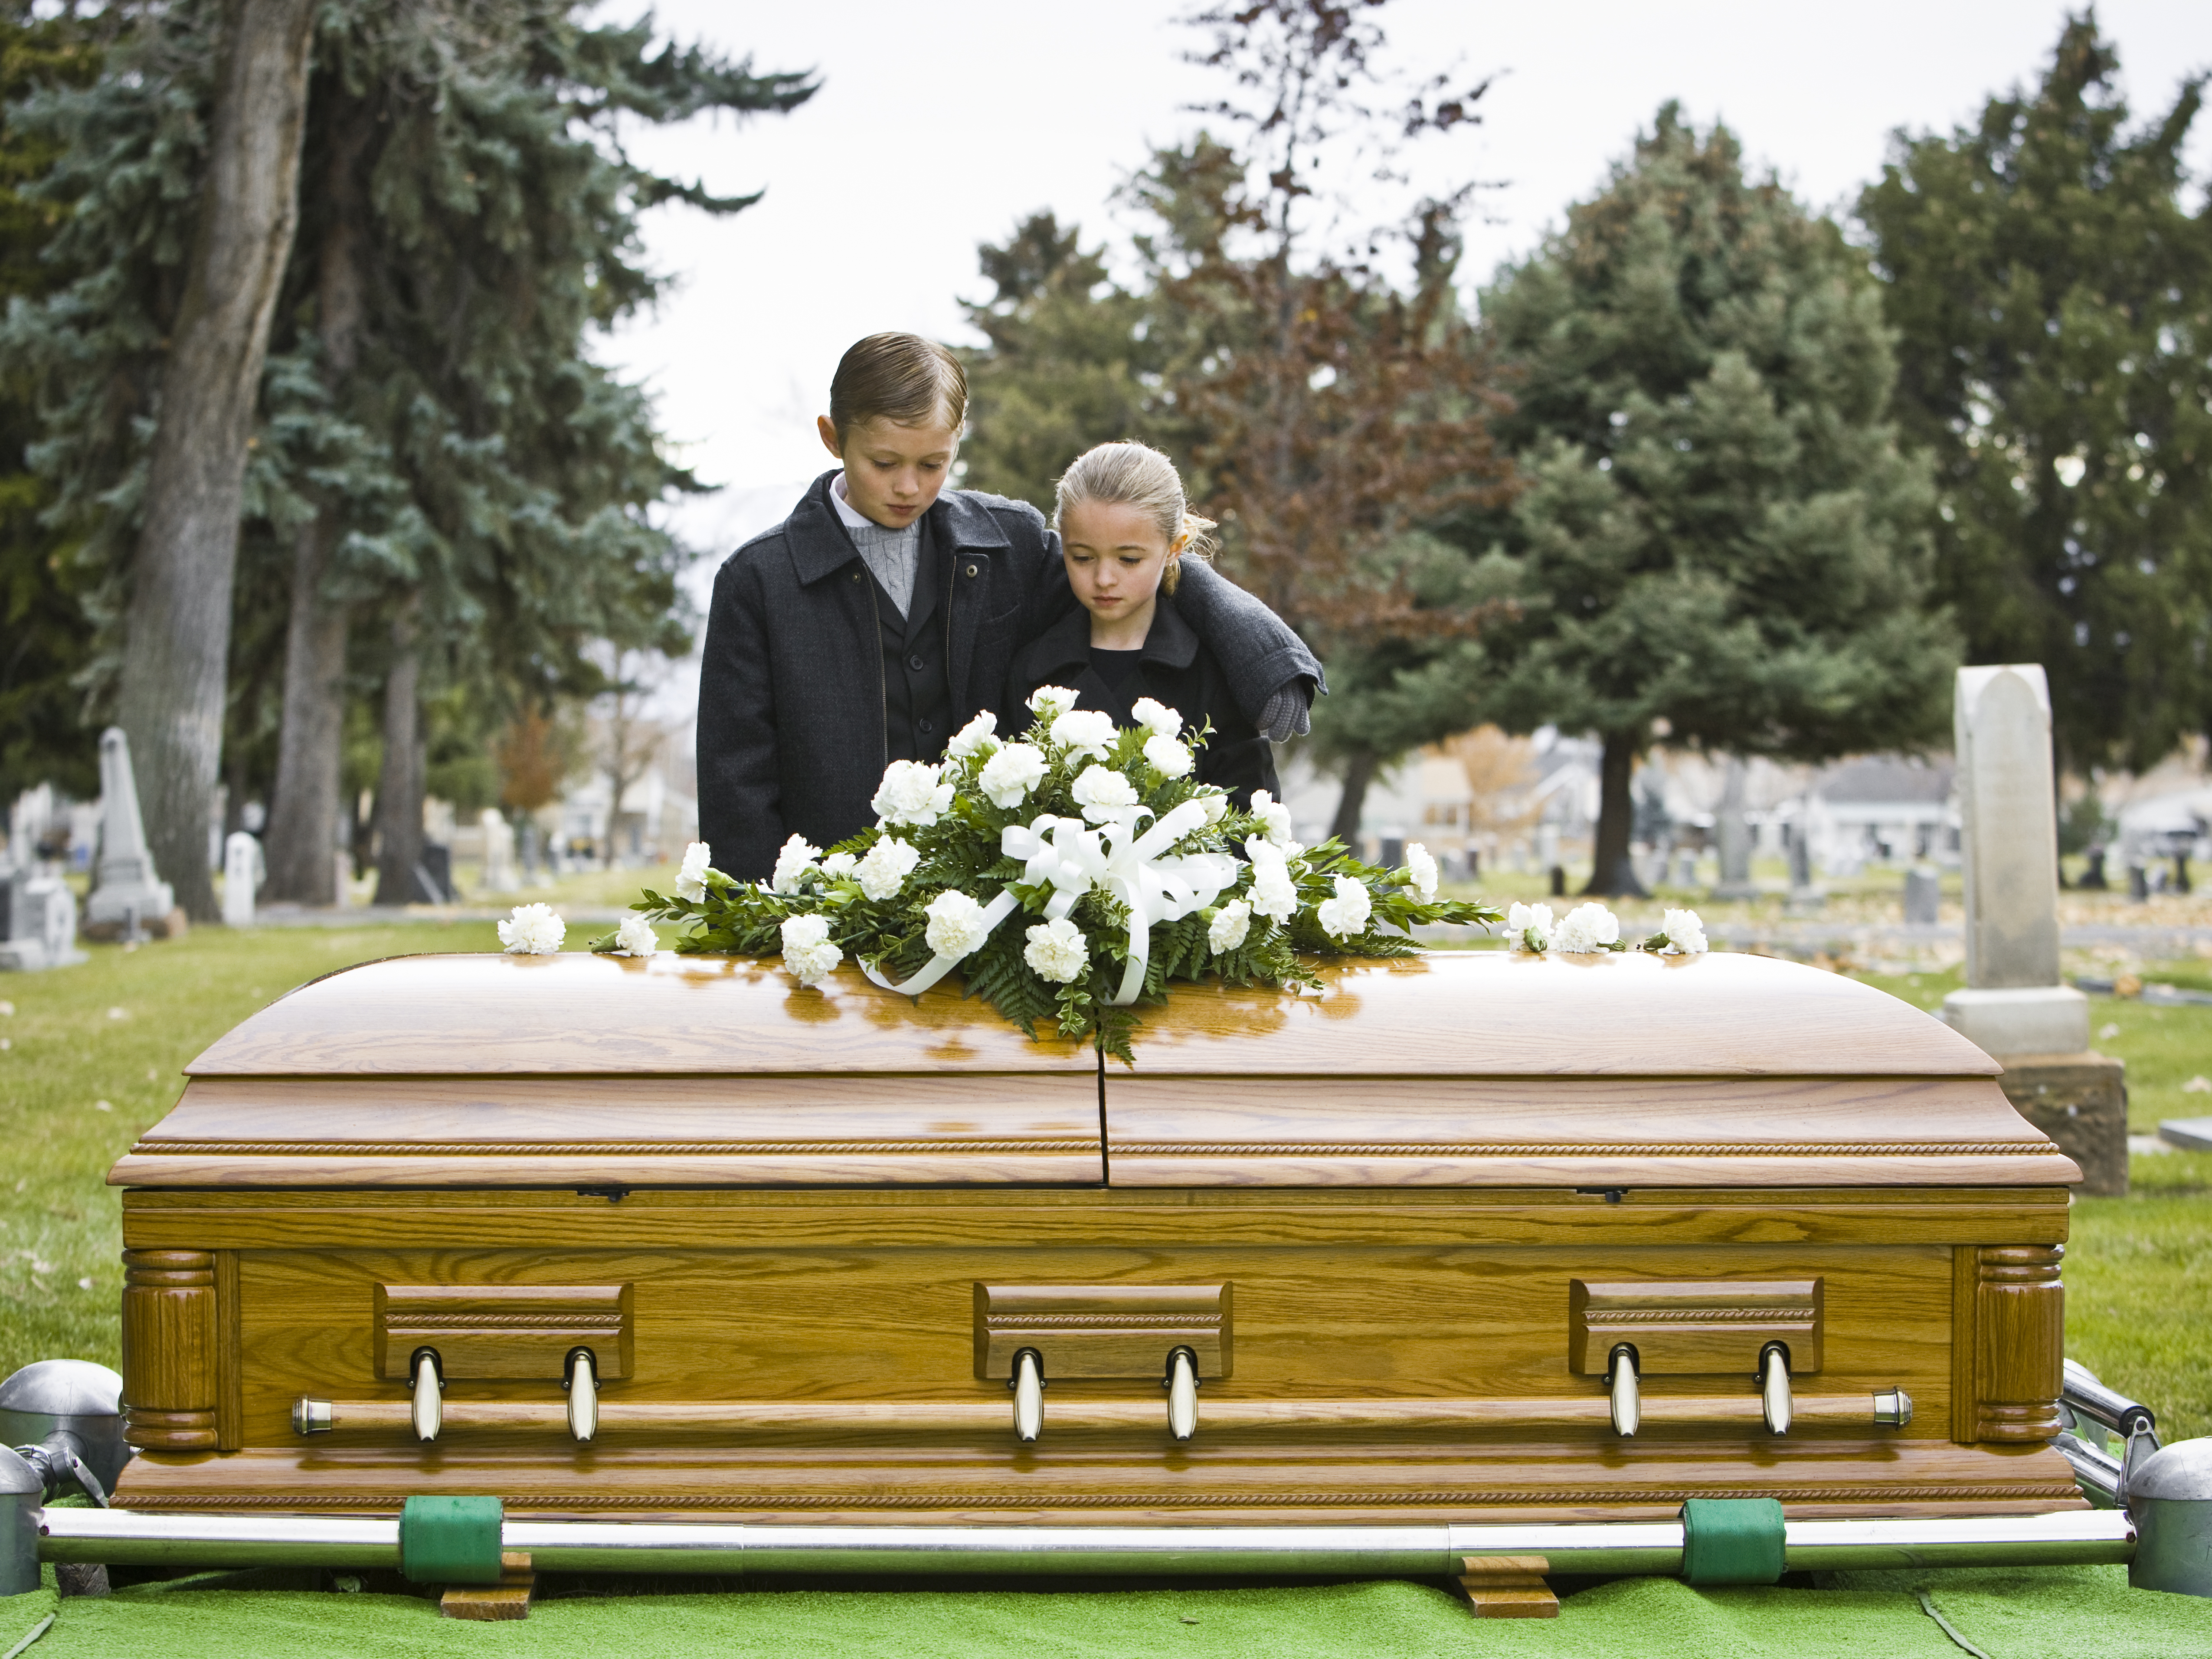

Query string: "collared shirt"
[[832, 473, 921, 618]]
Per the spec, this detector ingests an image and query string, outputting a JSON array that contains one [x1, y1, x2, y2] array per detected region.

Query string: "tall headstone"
[[221, 832, 261, 928], [1709, 757, 1757, 900], [481, 809, 519, 895], [85, 728, 174, 931], [1940, 666, 2087, 1055]]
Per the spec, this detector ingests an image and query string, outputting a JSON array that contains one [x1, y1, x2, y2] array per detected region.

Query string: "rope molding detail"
[[128, 1138, 2057, 1159]]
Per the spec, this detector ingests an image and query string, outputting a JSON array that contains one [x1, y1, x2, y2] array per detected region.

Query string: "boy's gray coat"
[[697, 471, 1322, 880]]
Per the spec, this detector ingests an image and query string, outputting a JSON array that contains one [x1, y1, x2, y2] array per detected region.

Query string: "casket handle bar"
[[1010, 1349, 1043, 1444], [1607, 1344, 1639, 1437], [1760, 1342, 1792, 1436], [563, 1348, 598, 1445], [409, 1348, 442, 1444], [1165, 1347, 1199, 1443]]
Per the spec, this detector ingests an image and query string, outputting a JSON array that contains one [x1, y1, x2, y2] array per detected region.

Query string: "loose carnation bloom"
[[1142, 734, 1193, 779], [779, 913, 842, 987], [820, 851, 858, 877], [872, 760, 954, 828], [499, 902, 565, 955], [1660, 907, 1709, 955], [947, 710, 1000, 762], [1246, 843, 1298, 922], [923, 890, 991, 959], [675, 841, 714, 902], [1197, 791, 1229, 826], [1027, 684, 1078, 723], [1249, 789, 1293, 846], [1505, 901, 1554, 952], [1071, 765, 1141, 823], [1315, 874, 1373, 939], [978, 743, 1047, 809], [1130, 697, 1182, 739], [1023, 916, 1089, 983], [1552, 901, 1620, 954], [613, 915, 658, 957], [771, 834, 821, 895], [1207, 899, 1252, 953], [1403, 842, 1438, 900], [1050, 709, 1116, 763], [855, 836, 921, 902]]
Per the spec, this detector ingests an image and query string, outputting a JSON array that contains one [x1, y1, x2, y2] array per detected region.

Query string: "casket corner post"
[[118, 1247, 232, 1454]]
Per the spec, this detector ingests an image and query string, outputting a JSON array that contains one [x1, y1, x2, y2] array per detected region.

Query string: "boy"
[[697, 333, 1321, 880]]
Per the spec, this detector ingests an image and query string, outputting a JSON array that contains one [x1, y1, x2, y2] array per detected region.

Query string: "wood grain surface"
[[1568, 1279, 1821, 1375]]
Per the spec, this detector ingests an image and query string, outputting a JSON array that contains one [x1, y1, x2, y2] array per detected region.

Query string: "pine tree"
[[1859, 15, 2212, 773], [1473, 106, 1957, 896]]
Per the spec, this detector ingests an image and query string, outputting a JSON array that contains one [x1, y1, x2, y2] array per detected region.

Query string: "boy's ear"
[[816, 415, 844, 459]]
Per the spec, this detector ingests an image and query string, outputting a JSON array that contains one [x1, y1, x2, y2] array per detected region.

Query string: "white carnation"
[[872, 760, 954, 828], [1247, 844, 1298, 922], [675, 841, 714, 903], [1315, 874, 1373, 939], [1197, 791, 1229, 825], [1249, 789, 1293, 846], [1403, 841, 1438, 900], [1661, 907, 1709, 955], [1023, 916, 1090, 983], [855, 836, 921, 902], [821, 851, 858, 877], [1130, 697, 1182, 739], [771, 834, 821, 895], [1552, 901, 1621, 955], [1071, 765, 1141, 823], [498, 902, 565, 956], [779, 913, 842, 987], [923, 889, 992, 959], [1027, 684, 1078, 722], [1505, 901, 1554, 952], [978, 743, 1047, 809], [1142, 734, 1193, 779], [948, 710, 1000, 761], [613, 915, 658, 957], [1207, 899, 1252, 953], [1050, 709, 1117, 763]]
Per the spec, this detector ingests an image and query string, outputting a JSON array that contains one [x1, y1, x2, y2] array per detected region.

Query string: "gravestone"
[[481, 810, 519, 895], [85, 728, 179, 939], [1938, 665, 2116, 1193], [1674, 851, 1697, 887], [221, 832, 261, 929], [1903, 867, 1940, 926], [1784, 814, 1823, 914], [1709, 757, 1758, 900]]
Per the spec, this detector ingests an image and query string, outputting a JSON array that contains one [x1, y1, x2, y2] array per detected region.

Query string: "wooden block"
[[1455, 1554, 1557, 1619], [439, 1552, 533, 1621]]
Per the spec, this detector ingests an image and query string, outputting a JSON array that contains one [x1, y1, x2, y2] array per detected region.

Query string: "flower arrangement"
[[1503, 900, 1707, 956], [603, 689, 1500, 1060]]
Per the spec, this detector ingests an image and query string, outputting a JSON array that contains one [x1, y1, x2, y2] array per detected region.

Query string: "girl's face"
[[1060, 500, 1184, 626], [818, 413, 958, 529]]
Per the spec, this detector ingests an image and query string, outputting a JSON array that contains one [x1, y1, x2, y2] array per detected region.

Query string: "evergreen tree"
[[0, 3, 102, 801], [1473, 106, 1957, 895], [1859, 14, 2212, 772]]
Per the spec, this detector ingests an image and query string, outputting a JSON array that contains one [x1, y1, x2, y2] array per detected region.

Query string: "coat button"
[[908, 653, 927, 672], [851, 570, 861, 581], [965, 564, 978, 577], [918, 719, 936, 736]]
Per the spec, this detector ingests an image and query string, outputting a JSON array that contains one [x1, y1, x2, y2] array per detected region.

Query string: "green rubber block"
[[399, 1495, 504, 1585], [1679, 1497, 1785, 1586]]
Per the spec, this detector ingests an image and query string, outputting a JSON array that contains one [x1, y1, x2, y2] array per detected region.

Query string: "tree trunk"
[[1583, 728, 1649, 898], [114, 0, 317, 921], [1329, 747, 1378, 848], [264, 88, 371, 905], [371, 609, 424, 906]]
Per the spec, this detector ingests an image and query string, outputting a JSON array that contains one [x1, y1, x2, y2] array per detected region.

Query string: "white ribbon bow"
[[863, 803, 1240, 1005]]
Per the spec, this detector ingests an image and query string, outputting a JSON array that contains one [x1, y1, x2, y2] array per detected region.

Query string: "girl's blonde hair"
[[1053, 441, 1217, 594]]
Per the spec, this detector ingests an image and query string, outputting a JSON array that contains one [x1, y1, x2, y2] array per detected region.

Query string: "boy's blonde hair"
[[1052, 441, 1217, 594], [830, 333, 967, 438]]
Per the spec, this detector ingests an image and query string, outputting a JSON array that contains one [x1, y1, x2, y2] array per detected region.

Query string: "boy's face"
[[818, 413, 959, 530]]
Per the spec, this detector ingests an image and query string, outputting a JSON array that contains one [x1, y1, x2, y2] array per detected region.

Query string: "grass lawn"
[[1, 928, 2205, 1447]]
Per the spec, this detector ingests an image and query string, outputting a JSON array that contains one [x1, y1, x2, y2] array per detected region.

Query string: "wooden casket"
[[107, 949, 2088, 1523]]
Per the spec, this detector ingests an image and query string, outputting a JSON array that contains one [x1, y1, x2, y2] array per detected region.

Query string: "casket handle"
[[1010, 1349, 1044, 1444], [409, 1348, 443, 1444], [564, 1348, 598, 1445], [1165, 1347, 1199, 1443], [1607, 1344, 1639, 1437], [1759, 1342, 1792, 1435]]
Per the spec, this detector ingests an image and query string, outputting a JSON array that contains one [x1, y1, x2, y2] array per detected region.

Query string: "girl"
[[1006, 441, 1280, 806]]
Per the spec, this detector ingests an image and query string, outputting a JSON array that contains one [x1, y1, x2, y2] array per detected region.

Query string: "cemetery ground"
[[0, 897, 2205, 1449]]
